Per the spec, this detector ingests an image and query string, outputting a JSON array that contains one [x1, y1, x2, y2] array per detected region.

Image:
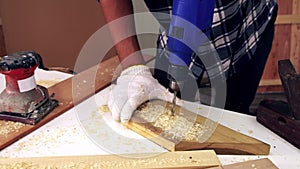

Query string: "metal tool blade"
[[171, 91, 177, 116]]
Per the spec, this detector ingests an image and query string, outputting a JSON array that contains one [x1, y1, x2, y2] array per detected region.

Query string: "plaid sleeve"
[[145, 0, 277, 79], [204, 0, 278, 78]]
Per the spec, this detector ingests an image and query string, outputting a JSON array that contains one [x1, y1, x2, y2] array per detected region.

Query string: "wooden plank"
[[275, 14, 300, 24], [0, 56, 120, 150], [290, 0, 300, 73], [259, 79, 282, 86], [277, 0, 293, 15], [0, 150, 221, 169], [209, 158, 278, 169], [258, 79, 283, 93], [257, 85, 283, 93], [261, 24, 291, 84], [128, 100, 270, 155], [260, 0, 293, 92]]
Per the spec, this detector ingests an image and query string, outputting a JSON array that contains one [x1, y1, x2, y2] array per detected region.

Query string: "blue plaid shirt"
[[144, 0, 277, 79]]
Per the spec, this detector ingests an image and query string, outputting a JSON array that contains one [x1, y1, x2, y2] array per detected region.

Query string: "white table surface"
[[0, 69, 300, 169]]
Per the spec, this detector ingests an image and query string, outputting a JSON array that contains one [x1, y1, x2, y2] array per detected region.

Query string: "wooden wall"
[[258, 0, 300, 92], [0, 0, 116, 72]]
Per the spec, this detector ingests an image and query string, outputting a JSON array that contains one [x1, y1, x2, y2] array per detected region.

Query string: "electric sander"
[[0, 51, 58, 125]]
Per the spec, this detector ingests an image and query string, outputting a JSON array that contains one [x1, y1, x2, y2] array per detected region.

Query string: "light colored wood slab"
[[209, 158, 278, 169], [128, 100, 270, 155], [275, 14, 300, 24], [0, 150, 221, 169]]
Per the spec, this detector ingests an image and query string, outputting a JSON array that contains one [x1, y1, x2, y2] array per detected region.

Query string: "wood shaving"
[[0, 121, 27, 138], [98, 105, 110, 113], [0, 154, 209, 169], [134, 102, 207, 141]]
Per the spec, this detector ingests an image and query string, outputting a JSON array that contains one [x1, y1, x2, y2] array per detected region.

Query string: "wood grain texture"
[[259, 79, 282, 86], [260, 0, 300, 91], [209, 158, 278, 169], [290, 0, 300, 73], [0, 56, 120, 150], [128, 100, 270, 155], [259, 0, 293, 91], [0, 0, 114, 71], [0, 150, 221, 169], [276, 14, 300, 24], [257, 85, 283, 93]]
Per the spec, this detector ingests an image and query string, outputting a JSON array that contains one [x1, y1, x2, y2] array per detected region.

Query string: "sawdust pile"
[[134, 102, 206, 141], [97, 105, 110, 113], [0, 162, 102, 169], [0, 155, 206, 169], [0, 121, 27, 138]]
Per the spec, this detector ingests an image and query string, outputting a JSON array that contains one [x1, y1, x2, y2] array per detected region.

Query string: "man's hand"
[[108, 65, 175, 123]]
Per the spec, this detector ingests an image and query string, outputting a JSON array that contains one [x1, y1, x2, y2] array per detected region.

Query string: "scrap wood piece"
[[128, 100, 270, 155], [0, 150, 220, 169], [209, 158, 278, 169]]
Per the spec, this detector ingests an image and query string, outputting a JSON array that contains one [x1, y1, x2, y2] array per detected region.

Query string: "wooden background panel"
[[261, 0, 292, 81], [259, 0, 300, 92], [290, 0, 300, 73], [263, 25, 291, 80], [0, 0, 117, 72]]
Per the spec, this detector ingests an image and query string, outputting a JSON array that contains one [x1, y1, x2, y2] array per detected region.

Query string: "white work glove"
[[108, 65, 175, 123]]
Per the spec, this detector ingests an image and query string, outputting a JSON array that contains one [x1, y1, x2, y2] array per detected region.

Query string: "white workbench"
[[0, 69, 300, 169]]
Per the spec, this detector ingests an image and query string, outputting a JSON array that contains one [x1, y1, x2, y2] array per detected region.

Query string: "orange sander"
[[0, 51, 58, 125]]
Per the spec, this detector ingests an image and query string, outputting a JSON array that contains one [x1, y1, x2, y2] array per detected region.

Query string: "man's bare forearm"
[[100, 0, 145, 68]]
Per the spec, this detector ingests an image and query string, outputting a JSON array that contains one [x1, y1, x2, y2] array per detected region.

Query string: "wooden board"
[[0, 150, 220, 169], [209, 158, 278, 169], [128, 100, 270, 155], [0, 56, 120, 150]]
